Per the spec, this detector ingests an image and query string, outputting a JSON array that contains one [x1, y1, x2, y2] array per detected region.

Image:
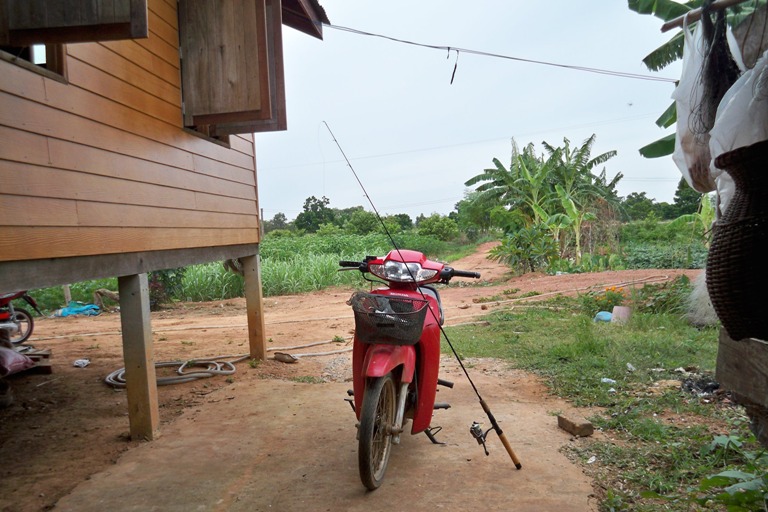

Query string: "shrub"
[[578, 286, 628, 315], [489, 225, 557, 274], [417, 214, 460, 242], [622, 242, 707, 269]]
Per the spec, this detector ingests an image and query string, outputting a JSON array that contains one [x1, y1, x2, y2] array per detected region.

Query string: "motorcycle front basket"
[[349, 292, 429, 345]]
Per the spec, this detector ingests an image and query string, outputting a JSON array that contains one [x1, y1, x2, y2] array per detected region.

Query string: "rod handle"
[[498, 431, 522, 469], [480, 399, 522, 469]]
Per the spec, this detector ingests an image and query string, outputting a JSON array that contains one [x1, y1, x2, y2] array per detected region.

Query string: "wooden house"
[[0, 0, 328, 440]]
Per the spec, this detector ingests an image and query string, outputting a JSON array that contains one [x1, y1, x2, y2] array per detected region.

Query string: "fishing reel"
[[469, 421, 493, 456]]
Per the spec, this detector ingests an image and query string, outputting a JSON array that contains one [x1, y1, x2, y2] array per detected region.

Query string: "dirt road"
[[0, 243, 701, 511]]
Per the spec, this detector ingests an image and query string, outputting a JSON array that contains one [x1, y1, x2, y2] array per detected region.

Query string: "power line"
[[259, 112, 663, 172], [324, 24, 678, 84]]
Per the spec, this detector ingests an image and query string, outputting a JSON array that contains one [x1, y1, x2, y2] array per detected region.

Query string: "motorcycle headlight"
[[369, 260, 438, 283]]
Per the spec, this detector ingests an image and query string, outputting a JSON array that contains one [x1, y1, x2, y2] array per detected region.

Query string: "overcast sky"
[[254, 1, 685, 221]]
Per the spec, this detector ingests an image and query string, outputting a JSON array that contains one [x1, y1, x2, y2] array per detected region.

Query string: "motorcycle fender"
[[362, 344, 415, 383]]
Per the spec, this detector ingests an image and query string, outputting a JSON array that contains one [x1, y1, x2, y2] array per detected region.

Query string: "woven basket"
[[706, 139, 768, 341], [349, 292, 428, 345]]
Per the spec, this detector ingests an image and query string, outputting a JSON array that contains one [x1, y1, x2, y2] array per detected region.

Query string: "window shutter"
[[0, 0, 148, 45], [179, 0, 286, 135]]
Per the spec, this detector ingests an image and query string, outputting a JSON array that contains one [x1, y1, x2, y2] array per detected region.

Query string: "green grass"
[[442, 294, 767, 511], [31, 236, 482, 305]]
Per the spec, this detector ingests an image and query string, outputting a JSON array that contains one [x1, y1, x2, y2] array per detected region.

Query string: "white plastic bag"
[[709, 49, 768, 214], [672, 16, 717, 193]]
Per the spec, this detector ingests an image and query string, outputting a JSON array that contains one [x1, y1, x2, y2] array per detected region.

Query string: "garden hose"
[[103, 337, 353, 387]]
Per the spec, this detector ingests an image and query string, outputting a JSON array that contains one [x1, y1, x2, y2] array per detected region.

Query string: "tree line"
[[263, 134, 703, 273]]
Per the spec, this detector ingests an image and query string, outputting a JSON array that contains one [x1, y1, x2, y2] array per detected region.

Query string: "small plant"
[[291, 375, 323, 384], [86, 344, 100, 350], [248, 359, 260, 368], [632, 275, 692, 315], [489, 225, 558, 274], [180, 340, 195, 346], [332, 335, 346, 342], [225, 377, 234, 384], [578, 286, 626, 315]]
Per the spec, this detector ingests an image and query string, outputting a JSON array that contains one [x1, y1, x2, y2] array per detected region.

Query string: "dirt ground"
[[0, 243, 702, 511]]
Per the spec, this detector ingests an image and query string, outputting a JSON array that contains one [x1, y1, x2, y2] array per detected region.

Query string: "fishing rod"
[[323, 121, 522, 469]]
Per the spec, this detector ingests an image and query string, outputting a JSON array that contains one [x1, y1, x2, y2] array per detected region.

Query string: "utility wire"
[[324, 24, 678, 84]]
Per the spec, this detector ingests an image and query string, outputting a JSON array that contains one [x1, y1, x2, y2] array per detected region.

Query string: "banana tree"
[[629, 0, 766, 158], [532, 203, 572, 259], [668, 193, 716, 245], [465, 141, 560, 228], [556, 184, 596, 265]]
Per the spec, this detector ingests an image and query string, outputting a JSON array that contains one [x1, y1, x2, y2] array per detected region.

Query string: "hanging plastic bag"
[[672, 15, 717, 193], [709, 49, 768, 214]]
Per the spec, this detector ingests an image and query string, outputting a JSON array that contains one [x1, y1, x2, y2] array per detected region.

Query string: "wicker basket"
[[349, 292, 428, 345], [706, 139, 768, 341]]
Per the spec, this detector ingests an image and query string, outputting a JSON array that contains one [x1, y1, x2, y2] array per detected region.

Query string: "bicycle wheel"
[[358, 373, 397, 490], [10, 308, 33, 345]]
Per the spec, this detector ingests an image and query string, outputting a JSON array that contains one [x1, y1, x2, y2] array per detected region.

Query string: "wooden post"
[[716, 329, 768, 446], [117, 273, 159, 440], [242, 249, 267, 360], [62, 285, 72, 304]]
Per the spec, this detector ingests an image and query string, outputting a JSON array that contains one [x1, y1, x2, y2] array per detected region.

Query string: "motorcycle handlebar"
[[441, 267, 481, 280], [452, 269, 481, 279], [338, 260, 361, 268]]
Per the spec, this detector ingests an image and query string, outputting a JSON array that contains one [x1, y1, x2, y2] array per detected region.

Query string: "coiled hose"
[[104, 354, 249, 388]]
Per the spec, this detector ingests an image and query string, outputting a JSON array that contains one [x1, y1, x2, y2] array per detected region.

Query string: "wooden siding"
[[0, 0, 260, 263]]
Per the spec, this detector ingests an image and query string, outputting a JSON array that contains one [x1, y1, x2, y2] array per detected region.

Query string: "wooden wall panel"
[[0, 91, 257, 178], [99, 39, 180, 86], [0, 116, 257, 203], [0, 161, 257, 215], [66, 57, 181, 125], [0, 227, 260, 261], [0, 0, 263, 263], [0, 195, 79, 226], [66, 43, 180, 108]]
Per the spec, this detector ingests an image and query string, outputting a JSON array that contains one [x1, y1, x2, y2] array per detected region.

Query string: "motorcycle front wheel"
[[10, 308, 33, 344], [358, 373, 396, 490]]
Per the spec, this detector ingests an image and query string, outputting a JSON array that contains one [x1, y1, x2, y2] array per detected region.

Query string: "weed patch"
[[442, 289, 761, 511]]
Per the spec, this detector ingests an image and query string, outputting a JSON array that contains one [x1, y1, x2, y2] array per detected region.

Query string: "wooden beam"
[[118, 273, 159, 441], [716, 329, 768, 401], [661, 0, 750, 32], [0, 243, 259, 294], [242, 251, 267, 360], [717, 329, 768, 445]]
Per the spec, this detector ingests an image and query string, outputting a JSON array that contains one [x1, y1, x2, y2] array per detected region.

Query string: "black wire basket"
[[349, 292, 429, 345]]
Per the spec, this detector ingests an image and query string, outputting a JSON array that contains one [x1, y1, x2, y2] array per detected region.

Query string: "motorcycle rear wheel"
[[358, 373, 396, 490], [10, 308, 33, 345]]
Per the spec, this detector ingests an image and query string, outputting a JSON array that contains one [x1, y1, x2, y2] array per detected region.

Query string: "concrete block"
[[557, 414, 594, 437]]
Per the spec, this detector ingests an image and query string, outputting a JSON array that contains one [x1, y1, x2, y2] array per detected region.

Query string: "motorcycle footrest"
[[433, 402, 451, 410], [437, 378, 454, 388]]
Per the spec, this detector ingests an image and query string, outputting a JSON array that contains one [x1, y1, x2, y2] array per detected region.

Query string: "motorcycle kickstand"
[[424, 426, 445, 445]]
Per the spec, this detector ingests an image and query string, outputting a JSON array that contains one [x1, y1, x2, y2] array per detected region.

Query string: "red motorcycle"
[[0, 291, 43, 344], [340, 249, 480, 490]]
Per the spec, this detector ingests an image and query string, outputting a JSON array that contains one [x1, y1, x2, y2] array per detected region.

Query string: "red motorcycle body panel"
[[362, 344, 416, 381], [0, 291, 26, 306], [352, 288, 443, 434]]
